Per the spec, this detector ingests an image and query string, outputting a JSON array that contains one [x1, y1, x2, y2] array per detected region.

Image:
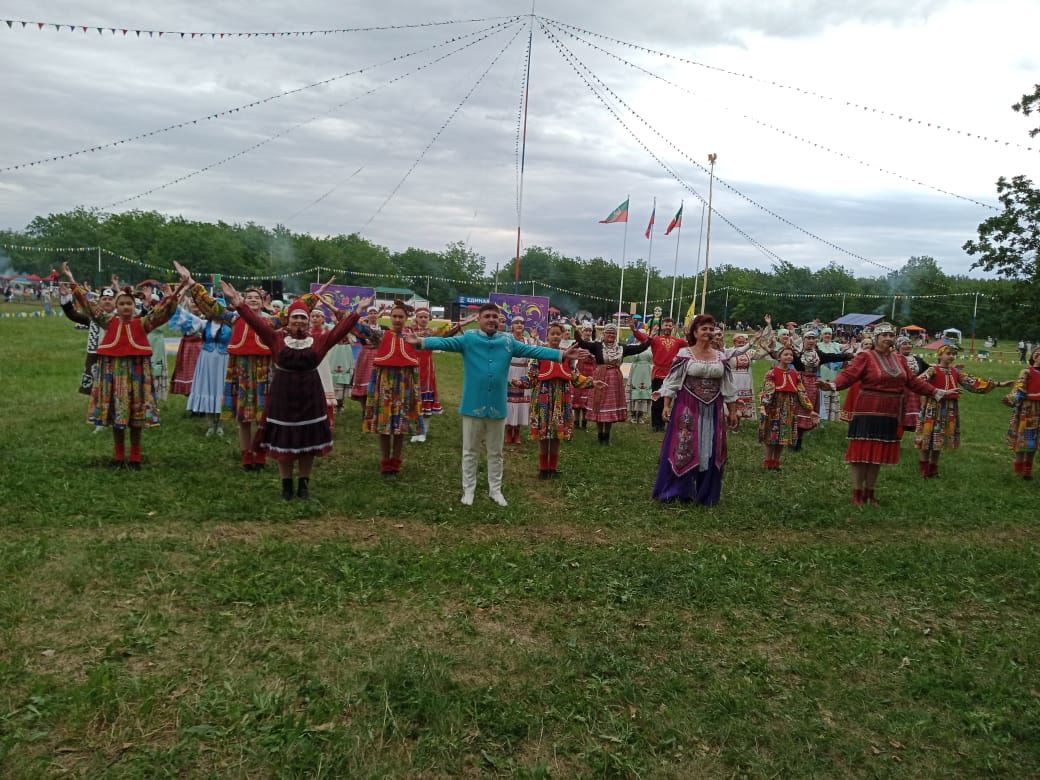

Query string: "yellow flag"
[[683, 299, 697, 331]]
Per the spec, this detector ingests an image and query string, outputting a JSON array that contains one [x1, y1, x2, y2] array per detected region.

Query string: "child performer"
[[914, 344, 1003, 477], [62, 263, 185, 469], [570, 325, 598, 430], [523, 322, 605, 478], [1008, 346, 1040, 479], [408, 308, 467, 443], [350, 306, 382, 414], [506, 316, 536, 445], [218, 280, 370, 499], [363, 300, 423, 474], [898, 336, 930, 433], [758, 346, 816, 470]]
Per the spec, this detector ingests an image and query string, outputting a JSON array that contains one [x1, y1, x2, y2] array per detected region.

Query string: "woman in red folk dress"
[[523, 322, 605, 478], [819, 323, 945, 506], [219, 280, 369, 500], [350, 306, 383, 414], [914, 344, 1005, 477], [570, 324, 598, 431], [363, 301, 423, 474], [408, 308, 467, 444], [758, 347, 816, 470], [897, 336, 930, 433], [63, 263, 186, 470], [1008, 346, 1040, 479]]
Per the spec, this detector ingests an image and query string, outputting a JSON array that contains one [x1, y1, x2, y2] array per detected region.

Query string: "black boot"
[[281, 478, 294, 501], [296, 477, 310, 500]]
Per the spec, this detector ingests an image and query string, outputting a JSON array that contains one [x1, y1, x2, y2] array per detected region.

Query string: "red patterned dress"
[[833, 349, 938, 464]]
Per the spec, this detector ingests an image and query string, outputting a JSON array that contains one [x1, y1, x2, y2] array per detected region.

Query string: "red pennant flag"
[[38, 22, 44, 30], [644, 206, 656, 239], [664, 205, 683, 236], [599, 198, 629, 224]]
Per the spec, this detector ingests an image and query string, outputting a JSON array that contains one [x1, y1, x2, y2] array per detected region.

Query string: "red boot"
[[929, 461, 939, 478], [1024, 462, 1034, 481], [380, 458, 392, 475], [918, 460, 929, 478], [241, 450, 254, 471], [1014, 460, 1023, 475], [852, 489, 865, 505]]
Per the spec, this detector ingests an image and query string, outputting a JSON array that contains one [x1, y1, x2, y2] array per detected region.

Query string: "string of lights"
[[1, 17, 521, 174], [543, 17, 1038, 155], [360, 24, 525, 232], [550, 21, 1000, 213], [99, 21, 520, 209]]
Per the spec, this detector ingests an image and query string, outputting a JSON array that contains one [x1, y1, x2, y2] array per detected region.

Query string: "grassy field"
[[1, 312, 1038, 777]]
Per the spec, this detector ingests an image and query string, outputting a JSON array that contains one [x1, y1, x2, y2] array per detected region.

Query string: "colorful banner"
[[308, 283, 375, 318], [490, 293, 550, 341]]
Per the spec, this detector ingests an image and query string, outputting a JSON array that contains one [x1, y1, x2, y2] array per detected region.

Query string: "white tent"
[[942, 328, 962, 343]]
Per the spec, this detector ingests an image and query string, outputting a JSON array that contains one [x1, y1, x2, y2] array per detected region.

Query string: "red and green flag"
[[644, 206, 656, 239], [664, 205, 683, 235], [599, 198, 629, 224]]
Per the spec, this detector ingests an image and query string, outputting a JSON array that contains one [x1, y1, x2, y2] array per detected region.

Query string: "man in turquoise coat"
[[409, 303, 586, 506]]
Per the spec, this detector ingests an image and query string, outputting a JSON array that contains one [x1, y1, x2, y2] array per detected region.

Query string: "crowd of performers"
[[55, 261, 1038, 507]]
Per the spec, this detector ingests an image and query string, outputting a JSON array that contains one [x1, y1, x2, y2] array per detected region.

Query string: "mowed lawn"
[[1, 312, 1038, 777]]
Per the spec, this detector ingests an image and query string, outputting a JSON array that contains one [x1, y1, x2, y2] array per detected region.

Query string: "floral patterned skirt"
[[915, 397, 960, 452], [88, 355, 159, 429], [530, 379, 576, 441], [224, 354, 271, 423], [758, 392, 800, 446], [1008, 398, 1040, 452], [363, 365, 421, 435]]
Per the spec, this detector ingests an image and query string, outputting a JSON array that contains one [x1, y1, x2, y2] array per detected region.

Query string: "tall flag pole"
[[513, 14, 535, 294], [599, 196, 630, 332], [700, 153, 718, 315], [666, 202, 683, 319], [642, 197, 656, 323], [687, 202, 706, 328]]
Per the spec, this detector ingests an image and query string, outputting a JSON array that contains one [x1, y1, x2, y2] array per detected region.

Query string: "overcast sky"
[[1, 0, 1037, 279]]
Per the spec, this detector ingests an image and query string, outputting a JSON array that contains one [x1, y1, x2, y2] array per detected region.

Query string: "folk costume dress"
[[1008, 366, 1040, 455], [72, 286, 178, 429], [59, 291, 100, 395], [727, 348, 758, 420], [351, 325, 381, 402], [832, 349, 938, 465], [412, 326, 446, 418], [652, 348, 736, 505], [167, 307, 232, 415], [507, 336, 537, 428], [816, 338, 845, 422], [327, 334, 355, 405], [362, 329, 422, 436], [191, 285, 289, 425], [234, 303, 361, 461], [915, 365, 996, 453], [789, 347, 847, 435], [147, 326, 169, 403], [571, 350, 599, 413], [758, 366, 815, 446], [627, 348, 653, 417], [524, 359, 594, 441], [574, 331, 651, 423], [169, 315, 203, 397], [901, 353, 930, 430]]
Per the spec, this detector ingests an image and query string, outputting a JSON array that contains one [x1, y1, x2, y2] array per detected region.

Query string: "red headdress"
[[286, 299, 311, 318]]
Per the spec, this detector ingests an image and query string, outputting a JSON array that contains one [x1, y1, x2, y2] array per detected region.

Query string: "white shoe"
[[205, 425, 214, 437], [460, 492, 474, 506], [92, 425, 104, 434], [489, 492, 508, 507], [215, 424, 224, 437], [411, 434, 427, 443]]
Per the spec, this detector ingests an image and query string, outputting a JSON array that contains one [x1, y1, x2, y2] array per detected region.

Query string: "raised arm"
[[58, 282, 91, 326]]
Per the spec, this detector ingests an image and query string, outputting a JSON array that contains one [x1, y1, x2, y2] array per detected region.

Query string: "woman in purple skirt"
[[653, 313, 739, 505]]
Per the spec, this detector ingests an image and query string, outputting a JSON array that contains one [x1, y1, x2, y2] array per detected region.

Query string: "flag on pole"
[[665, 205, 683, 235], [644, 206, 656, 239], [683, 297, 697, 329], [599, 199, 629, 224]]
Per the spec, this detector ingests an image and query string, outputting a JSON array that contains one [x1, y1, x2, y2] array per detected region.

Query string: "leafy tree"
[[1012, 83, 1040, 137]]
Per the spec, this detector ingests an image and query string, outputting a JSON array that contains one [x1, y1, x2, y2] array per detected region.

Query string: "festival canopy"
[[830, 313, 883, 327], [901, 324, 927, 332]]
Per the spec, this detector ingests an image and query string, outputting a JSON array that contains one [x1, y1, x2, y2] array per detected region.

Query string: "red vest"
[[766, 366, 800, 392], [536, 360, 571, 382], [373, 331, 419, 367], [1026, 367, 1040, 400], [228, 316, 271, 356], [927, 366, 960, 393], [97, 317, 152, 357]]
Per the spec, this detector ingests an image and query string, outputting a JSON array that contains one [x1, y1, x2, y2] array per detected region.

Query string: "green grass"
[[1, 315, 1038, 777]]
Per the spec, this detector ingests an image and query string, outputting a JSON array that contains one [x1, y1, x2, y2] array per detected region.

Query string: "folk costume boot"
[[865, 489, 879, 506], [1024, 462, 1034, 481], [281, 478, 294, 501], [1014, 460, 1023, 475], [548, 448, 560, 477], [918, 460, 929, 478], [929, 462, 939, 478], [253, 450, 267, 470], [538, 451, 549, 479], [241, 450, 254, 471], [296, 477, 310, 500], [380, 458, 392, 475], [389, 458, 402, 474], [852, 489, 865, 506], [128, 443, 142, 471]]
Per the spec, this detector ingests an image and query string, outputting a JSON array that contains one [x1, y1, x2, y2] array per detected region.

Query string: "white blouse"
[[660, 348, 738, 403]]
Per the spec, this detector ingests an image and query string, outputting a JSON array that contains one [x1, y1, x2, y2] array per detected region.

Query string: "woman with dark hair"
[[363, 300, 423, 474], [574, 322, 651, 444], [653, 313, 738, 505], [818, 322, 945, 505]]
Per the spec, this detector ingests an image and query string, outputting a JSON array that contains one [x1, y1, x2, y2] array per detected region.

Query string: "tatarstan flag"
[[644, 206, 656, 239], [665, 205, 683, 235], [599, 198, 629, 224]]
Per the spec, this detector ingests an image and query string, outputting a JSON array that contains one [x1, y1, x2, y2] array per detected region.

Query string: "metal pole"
[[616, 194, 630, 332], [724, 288, 730, 324], [643, 196, 655, 319], [700, 153, 717, 315], [690, 202, 706, 320], [494, 262, 499, 293], [514, 12, 535, 294], [668, 200, 683, 319], [970, 291, 979, 355], [891, 295, 897, 321], [841, 292, 846, 316], [97, 246, 102, 274]]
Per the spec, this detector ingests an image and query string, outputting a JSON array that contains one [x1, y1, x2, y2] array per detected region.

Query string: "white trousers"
[[461, 415, 505, 495]]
